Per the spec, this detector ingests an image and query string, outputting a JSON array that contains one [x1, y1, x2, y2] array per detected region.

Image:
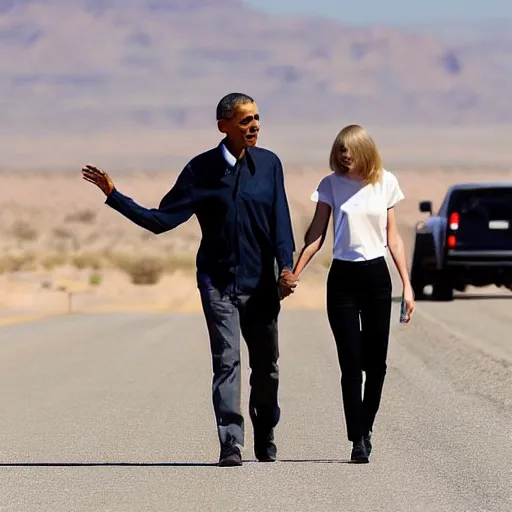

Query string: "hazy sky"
[[244, 0, 512, 25]]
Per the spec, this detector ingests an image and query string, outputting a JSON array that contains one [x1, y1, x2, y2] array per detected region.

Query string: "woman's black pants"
[[326, 256, 392, 442]]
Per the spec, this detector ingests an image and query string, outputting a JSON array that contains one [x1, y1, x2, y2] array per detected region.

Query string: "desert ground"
[[0, 162, 511, 323]]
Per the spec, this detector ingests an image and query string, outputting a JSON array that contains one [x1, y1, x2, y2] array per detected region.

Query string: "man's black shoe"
[[350, 437, 369, 464], [364, 431, 372, 456], [218, 446, 242, 467], [254, 429, 277, 462]]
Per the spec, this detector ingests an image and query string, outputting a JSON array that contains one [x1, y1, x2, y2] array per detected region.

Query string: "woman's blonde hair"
[[329, 124, 383, 185]]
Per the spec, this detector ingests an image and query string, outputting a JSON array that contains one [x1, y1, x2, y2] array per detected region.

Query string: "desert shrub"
[[107, 250, 196, 284], [72, 252, 103, 270], [112, 254, 166, 285], [0, 253, 37, 272], [89, 272, 102, 286], [11, 221, 38, 241], [84, 232, 100, 245], [41, 252, 69, 270], [52, 227, 80, 251], [64, 209, 97, 224]]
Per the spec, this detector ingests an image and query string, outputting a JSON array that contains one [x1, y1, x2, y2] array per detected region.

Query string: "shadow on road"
[[0, 462, 219, 467], [279, 458, 352, 464], [0, 458, 352, 467], [415, 293, 512, 302], [453, 294, 512, 300]]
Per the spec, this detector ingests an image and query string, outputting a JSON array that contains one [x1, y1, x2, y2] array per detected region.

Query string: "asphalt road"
[[0, 291, 511, 511]]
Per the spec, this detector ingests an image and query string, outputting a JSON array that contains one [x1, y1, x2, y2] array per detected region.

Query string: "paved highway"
[[0, 293, 511, 511]]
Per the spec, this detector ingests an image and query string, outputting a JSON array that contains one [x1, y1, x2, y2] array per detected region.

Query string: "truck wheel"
[[410, 260, 426, 300], [410, 238, 428, 300], [432, 281, 454, 301]]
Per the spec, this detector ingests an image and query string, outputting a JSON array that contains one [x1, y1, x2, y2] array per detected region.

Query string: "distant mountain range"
[[1, 1, 511, 168]]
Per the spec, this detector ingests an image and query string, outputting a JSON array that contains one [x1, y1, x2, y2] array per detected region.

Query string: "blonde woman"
[[287, 125, 414, 463]]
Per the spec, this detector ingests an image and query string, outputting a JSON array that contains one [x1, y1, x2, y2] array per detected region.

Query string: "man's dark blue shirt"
[[105, 140, 296, 292]]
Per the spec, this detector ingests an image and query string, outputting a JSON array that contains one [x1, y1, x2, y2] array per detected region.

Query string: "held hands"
[[279, 269, 298, 300], [81, 164, 115, 196]]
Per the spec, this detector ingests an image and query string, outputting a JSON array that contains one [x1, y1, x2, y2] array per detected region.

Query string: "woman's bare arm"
[[386, 207, 410, 288], [293, 201, 332, 277], [387, 206, 415, 319]]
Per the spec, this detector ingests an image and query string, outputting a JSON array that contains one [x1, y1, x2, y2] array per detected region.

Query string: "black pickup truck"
[[410, 182, 512, 301]]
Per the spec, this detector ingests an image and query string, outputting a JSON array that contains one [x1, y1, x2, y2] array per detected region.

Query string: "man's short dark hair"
[[216, 92, 254, 121]]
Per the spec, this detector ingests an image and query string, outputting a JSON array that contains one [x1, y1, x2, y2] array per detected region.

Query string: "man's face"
[[218, 101, 260, 149]]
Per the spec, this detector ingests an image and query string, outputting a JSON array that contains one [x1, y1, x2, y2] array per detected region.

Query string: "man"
[[81, 92, 297, 467]]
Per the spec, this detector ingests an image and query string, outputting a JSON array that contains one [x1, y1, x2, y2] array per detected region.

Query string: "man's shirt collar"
[[219, 139, 255, 175], [220, 142, 237, 168]]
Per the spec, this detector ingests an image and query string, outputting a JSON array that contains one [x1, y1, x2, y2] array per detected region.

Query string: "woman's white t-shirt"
[[311, 170, 405, 262]]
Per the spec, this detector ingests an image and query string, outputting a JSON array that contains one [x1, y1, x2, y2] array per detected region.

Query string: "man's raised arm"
[[82, 163, 195, 234]]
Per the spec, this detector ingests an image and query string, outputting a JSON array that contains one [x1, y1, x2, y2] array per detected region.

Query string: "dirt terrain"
[[0, 164, 510, 322]]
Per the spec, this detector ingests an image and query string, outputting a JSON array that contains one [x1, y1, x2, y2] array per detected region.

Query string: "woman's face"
[[339, 145, 356, 173]]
